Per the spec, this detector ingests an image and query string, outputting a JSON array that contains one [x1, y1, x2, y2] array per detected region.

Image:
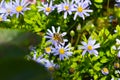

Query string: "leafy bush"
[[0, 0, 120, 80]]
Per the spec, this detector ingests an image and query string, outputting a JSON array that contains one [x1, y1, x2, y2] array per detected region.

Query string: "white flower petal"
[[64, 12, 67, 19], [47, 29, 53, 35], [52, 26, 56, 33], [92, 50, 98, 56], [81, 41, 87, 46], [88, 39, 96, 46], [117, 51, 120, 58], [57, 27, 60, 33], [73, 12, 78, 20], [93, 43, 100, 49], [61, 32, 67, 36], [82, 50, 87, 56], [112, 46, 116, 50]]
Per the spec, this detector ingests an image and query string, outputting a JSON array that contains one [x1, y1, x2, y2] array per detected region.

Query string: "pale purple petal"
[[57, 27, 60, 33], [61, 32, 67, 36], [81, 41, 87, 46], [93, 43, 100, 49], [82, 50, 87, 56], [52, 26, 56, 33], [92, 50, 98, 56], [88, 39, 96, 46], [74, 12, 78, 20], [64, 11, 67, 19]]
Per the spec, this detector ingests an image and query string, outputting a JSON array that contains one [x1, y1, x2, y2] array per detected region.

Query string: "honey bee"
[[53, 33, 64, 44]]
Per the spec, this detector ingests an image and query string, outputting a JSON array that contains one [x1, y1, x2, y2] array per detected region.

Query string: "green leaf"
[[100, 56, 109, 63], [100, 76, 107, 80], [93, 62, 101, 71], [94, 0, 103, 3], [104, 29, 109, 36], [91, 56, 100, 61], [71, 63, 78, 68], [94, 74, 98, 80], [0, 58, 51, 80]]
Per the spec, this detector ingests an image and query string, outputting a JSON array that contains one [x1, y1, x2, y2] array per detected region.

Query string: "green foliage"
[[0, 0, 120, 80]]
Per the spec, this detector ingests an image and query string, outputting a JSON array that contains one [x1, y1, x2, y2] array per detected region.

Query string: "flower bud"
[[101, 68, 109, 75], [76, 24, 81, 32], [45, 46, 52, 54], [70, 30, 75, 37], [114, 63, 120, 69]]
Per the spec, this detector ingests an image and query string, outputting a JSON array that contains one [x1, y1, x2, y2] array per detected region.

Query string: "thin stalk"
[[107, 0, 110, 15]]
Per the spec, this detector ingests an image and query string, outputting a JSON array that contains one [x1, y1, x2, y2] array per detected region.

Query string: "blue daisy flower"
[[0, 0, 6, 14], [73, 0, 93, 20], [37, 0, 55, 15], [80, 37, 100, 56], [0, 14, 7, 21], [52, 44, 73, 60], [45, 26, 68, 46], [101, 68, 109, 75], [4, 0, 14, 16], [12, 0, 30, 18], [57, 0, 75, 19]]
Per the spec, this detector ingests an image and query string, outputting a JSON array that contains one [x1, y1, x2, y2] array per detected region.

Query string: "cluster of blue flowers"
[[0, 0, 93, 21], [45, 26, 73, 61], [29, 26, 73, 72], [0, 0, 30, 21], [29, 46, 58, 72], [38, 0, 93, 20]]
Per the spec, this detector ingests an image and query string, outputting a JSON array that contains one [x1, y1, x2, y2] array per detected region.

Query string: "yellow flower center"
[[103, 68, 108, 73], [77, 6, 83, 12], [45, 47, 51, 53], [114, 63, 120, 68], [64, 5, 69, 10], [87, 45, 93, 50], [0, 17, 2, 21], [59, 48, 65, 54], [46, 7, 51, 12], [16, 6, 23, 12], [48, 66, 54, 71]]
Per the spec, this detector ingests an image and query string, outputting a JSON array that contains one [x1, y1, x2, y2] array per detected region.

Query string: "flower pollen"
[[77, 6, 83, 12], [64, 5, 69, 10], [59, 48, 65, 54], [16, 6, 23, 12], [46, 7, 51, 12], [45, 47, 51, 53], [103, 68, 108, 73], [87, 45, 93, 50], [0, 17, 2, 21], [114, 63, 120, 68]]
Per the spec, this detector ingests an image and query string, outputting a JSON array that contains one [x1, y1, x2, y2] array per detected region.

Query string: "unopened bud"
[[114, 63, 120, 68], [101, 68, 109, 75], [70, 30, 75, 37], [76, 24, 81, 32]]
